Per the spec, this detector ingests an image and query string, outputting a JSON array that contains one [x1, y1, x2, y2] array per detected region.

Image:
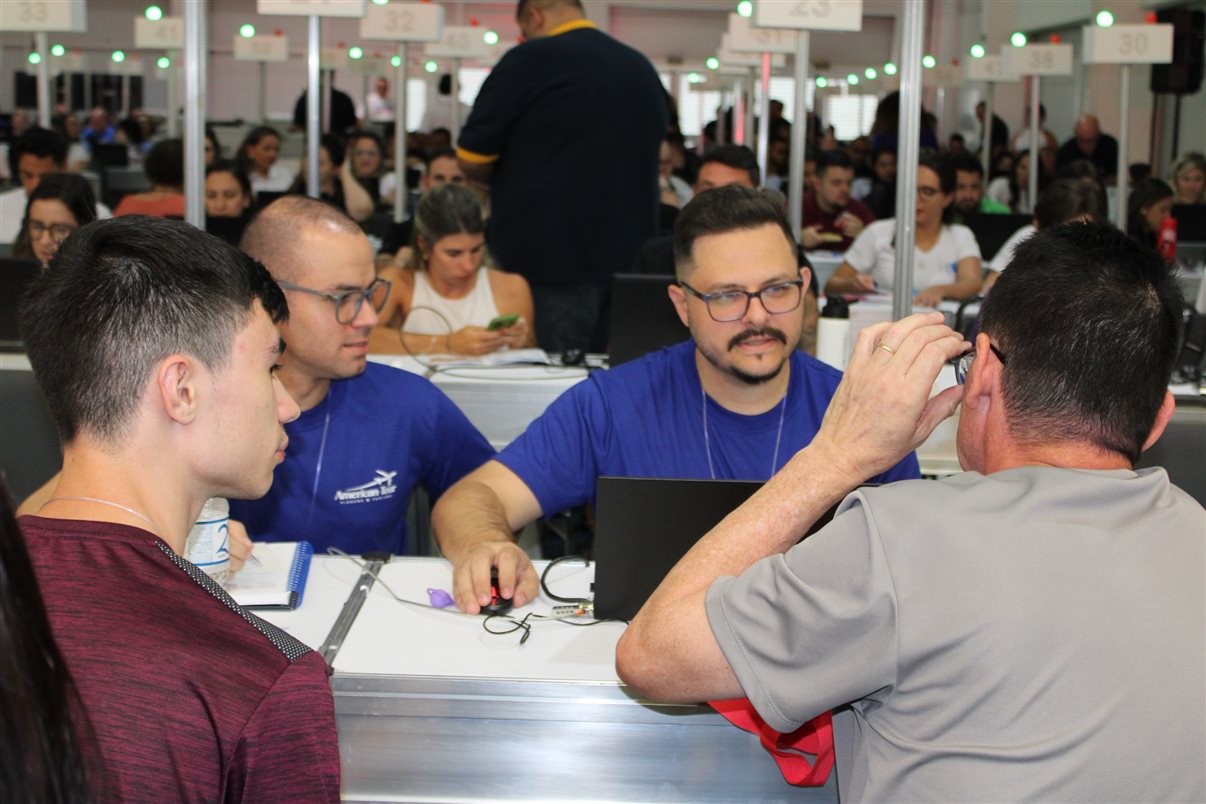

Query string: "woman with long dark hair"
[[13, 173, 98, 268], [1127, 179, 1174, 252]]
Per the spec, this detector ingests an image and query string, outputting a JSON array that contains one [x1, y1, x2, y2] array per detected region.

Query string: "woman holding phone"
[[371, 183, 534, 355]]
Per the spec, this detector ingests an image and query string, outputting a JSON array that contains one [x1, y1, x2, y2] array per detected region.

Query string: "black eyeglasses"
[[954, 343, 1008, 384], [276, 277, 391, 324], [28, 220, 75, 241], [679, 279, 805, 322]]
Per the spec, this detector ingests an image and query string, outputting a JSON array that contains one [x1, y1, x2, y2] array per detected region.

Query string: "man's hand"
[[226, 519, 253, 578], [836, 211, 865, 239], [811, 312, 966, 483], [451, 540, 538, 614], [800, 225, 824, 250]]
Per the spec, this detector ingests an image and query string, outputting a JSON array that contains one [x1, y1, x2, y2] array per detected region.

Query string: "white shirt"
[[363, 90, 393, 123], [843, 219, 981, 293], [986, 176, 1031, 215], [250, 162, 295, 195], [406, 267, 501, 335], [988, 223, 1035, 273], [420, 94, 471, 134]]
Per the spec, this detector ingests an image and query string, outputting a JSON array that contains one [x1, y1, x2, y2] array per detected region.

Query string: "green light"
[[864, 67, 877, 79], [51, 43, 65, 57], [28, 52, 42, 65], [483, 30, 499, 46], [706, 56, 720, 70], [970, 43, 986, 59], [736, 1, 753, 18], [390, 55, 402, 67], [815, 76, 828, 88], [884, 62, 897, 75], [239, 24, 256, 39], [157, 56, 170, 69], [1011, 31, 1027, 47], [922, 54, 936, 69], [349, 46, 363, 59], [111, 50, 126, 63], [1095, 10, 1114, 28], [847, 73, 859, 85], [687, 72, 703, 84], [424, 60, 438, 73], [371, 0, 389, 4], [144, 5, 163, 21]]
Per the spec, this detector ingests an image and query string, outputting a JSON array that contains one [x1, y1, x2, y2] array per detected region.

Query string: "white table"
[[254, 555, 364, 652], [370, 354, 589, 449], [329, 557, 838, 803]]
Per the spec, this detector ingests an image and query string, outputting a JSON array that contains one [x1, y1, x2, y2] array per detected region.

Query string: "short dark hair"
[[949, 151, 984, 179], [13, 127, 67, 166], [672, 184, 795, 280], [426, 148, 458, 167], [205, 159, 252, 199], [816, 149, 853, 177], [348, 129, 384, 156], [143, 138, 184, 187], [517, 0, 584, 19], [320, 133, 346, 167], [980, 221, 1183, 463], [700, 144, 760, 187], [1033, 178, 1105, 229], [20, 217, 287, 444]]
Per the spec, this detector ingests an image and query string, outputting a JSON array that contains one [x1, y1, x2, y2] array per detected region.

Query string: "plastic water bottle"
[[185, 497, 231, 586], [816, 297, 852, 370]]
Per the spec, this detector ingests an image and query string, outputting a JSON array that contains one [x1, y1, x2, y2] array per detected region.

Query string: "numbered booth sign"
[[135, 17, 184, 50], [0, 0, 86, 32], [718, 34, 787, 69], [359, 1, 443, 42], [257, 0, 366, 17], [1002, 43, 1074, 76], [233, 35, 289, 62], [753, 0, 863, 32], [727, 12, 797, 54], [425, 26, 491, 59], [1082, 23, 1173, 64], [965, 55, 1016, 83]]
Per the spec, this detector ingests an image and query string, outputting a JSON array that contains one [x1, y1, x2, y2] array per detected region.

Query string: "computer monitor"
[[607, 273, 688, 367], [1172, 204, 1206, 243], [592, 476, 852, 621], [0, 258, 41, 351], [964, 214, 1032, 263]]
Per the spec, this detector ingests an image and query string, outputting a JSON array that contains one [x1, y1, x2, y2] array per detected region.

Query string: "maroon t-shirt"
[[20, 515, 341, 802], [801, 192, 876, 251]]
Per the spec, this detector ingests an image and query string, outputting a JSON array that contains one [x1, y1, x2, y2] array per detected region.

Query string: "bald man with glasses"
[[229, 196, 495, 556]]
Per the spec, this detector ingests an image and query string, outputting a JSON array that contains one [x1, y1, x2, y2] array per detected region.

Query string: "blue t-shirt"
[[231, 363, 495, 555], [498, 341, 920, 515]]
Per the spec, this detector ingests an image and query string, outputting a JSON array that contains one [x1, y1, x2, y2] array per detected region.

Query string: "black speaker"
[[1151, 8, 1204, 94]]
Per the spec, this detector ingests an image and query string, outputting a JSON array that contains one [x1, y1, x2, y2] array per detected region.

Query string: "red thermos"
[[1158, 215, 1177, 262]]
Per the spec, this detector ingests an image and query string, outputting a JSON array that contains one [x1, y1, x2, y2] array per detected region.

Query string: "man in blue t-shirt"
[[230, 197, 495, 555], [431, 185, 920, 613]]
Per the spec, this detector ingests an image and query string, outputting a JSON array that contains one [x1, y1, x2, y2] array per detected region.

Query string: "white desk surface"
[[333, 557, 627, 682], [254, 555, 362, 651]]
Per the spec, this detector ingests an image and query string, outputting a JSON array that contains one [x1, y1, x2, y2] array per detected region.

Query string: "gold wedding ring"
[[877, 343, 897, 356]]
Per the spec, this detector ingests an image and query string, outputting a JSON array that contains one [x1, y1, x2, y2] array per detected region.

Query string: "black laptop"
[[964, 213, 1032, 262], [592, 476, 854, 621], [607, 273, 688, 367], [0, 258, 41, 351]]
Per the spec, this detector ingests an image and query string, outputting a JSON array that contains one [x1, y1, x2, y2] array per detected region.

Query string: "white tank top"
[[405, 267, 502, 336]]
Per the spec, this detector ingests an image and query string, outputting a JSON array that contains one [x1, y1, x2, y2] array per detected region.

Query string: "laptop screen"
[[592, 476, 855, 621], [608, 273, 689, 367]]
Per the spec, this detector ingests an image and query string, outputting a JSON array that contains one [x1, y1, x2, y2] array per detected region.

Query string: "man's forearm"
[[431, 479, 516, 561]]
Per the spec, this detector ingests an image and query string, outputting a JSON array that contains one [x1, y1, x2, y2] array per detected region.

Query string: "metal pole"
[[321, 65, 332, 131], [1115, 63, 1130, 229], [450, 58, 461, 140], [980, 81, 993, 176], [892, 0, 925, 322], [1028, 75, 1039, 216], [121, 75, 131, 119], [183, 0, 206, 227], [733, 77, 744, 145], [393, 42, 409, 223], [306, 16, 321, 198], [757, 51, 771, 187], [788, 31, 809, 235], [717, 87, 727, 146], [744, 69, 756, 150], [166, 51, 178, 138], [259, 61, 268, 124], [35, 32, 51, 127]]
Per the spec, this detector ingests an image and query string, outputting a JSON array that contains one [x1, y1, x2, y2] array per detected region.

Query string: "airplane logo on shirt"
[[334, 470, 399, 504]]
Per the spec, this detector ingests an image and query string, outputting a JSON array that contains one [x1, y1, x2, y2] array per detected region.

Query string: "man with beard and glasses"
[[431, 185, 919, 614]]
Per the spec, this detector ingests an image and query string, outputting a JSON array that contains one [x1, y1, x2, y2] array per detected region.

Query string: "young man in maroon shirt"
[[17, 216, 341, 801], [800, 149, 876, 252]]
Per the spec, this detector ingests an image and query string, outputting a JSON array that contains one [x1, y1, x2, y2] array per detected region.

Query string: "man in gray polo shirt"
[[618, 221, 1204, 801]]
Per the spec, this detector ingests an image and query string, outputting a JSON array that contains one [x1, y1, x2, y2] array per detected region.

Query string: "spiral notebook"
[[226, 541, 314, 610]]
